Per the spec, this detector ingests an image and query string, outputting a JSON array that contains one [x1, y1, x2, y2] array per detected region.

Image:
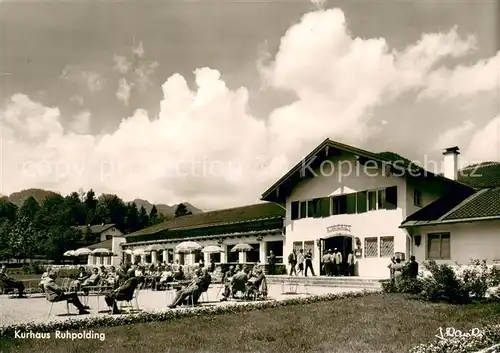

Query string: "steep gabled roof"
[[401, 186, 500, 227], [87, 239, 113, 250], [261, 138, 472, 203], [125, 202, 284, 238]]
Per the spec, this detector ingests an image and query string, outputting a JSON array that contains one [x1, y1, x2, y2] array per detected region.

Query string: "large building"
[[261, 139, 500, 277], [105, 138, 500, 278]]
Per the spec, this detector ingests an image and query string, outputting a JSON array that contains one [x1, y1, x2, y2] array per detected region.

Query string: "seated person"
[[168, 268, 211, 308], [222, 266, 235, 283], [220, 266, 249, 301], [104, 275, 140, 314], [70, 266, 90, 290], [173, 266, 184, 281], [39, 267, 52, 291], [106, 266, 120, 287], [0, 265, 26, 298], [246, 264, 267, 297], [157, 266, 174, 289], [81, 268, 101, 294], [44, 272, 90, 314], [134, 266, 144, 278]]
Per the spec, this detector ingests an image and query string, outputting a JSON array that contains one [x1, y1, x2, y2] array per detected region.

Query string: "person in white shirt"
[[297, 249, 305, 276]]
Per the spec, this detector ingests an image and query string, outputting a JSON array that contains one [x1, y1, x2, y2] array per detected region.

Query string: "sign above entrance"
[[326, 224, 351, 234]]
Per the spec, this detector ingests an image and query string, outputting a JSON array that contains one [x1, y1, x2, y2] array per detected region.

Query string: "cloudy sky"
[[0, 0, 499, 210]]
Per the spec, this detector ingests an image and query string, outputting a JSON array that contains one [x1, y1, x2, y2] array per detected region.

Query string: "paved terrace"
[[0, 284, 371, 327]]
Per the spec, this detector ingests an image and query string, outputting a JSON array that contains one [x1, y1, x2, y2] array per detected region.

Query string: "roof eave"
[[400, 215, 500, 228]]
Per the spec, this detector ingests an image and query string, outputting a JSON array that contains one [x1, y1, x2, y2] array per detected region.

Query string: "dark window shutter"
[[331, 197, 338, 215], [291, 201, 299, 220], [299, 201, 307, 219], [346, 194, 357, 214], [320, 197, 330, 217], [356, 192, 367, 213], [312, 198, 321, 218], [385, 186, 398, 209]]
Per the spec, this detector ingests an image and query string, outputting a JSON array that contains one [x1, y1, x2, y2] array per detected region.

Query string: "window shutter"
[[312, 198, 321, 218], [300, 201, 307, 219], [356, 192, 367, 213], [346, 193, 356, 214], [384, 186, 398, 209], [291, 201, 299, 220], [320, 197, 330, 217]]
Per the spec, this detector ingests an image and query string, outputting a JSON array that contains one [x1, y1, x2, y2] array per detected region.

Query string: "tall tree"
[[149, 205, 158, 225], [19, 196, 40, 221], [9, 216, 40, 261], [0, 198, 17, 222], [0, 220, 13, 260], [98, 194, 127, 231], [138, 206, 149, 229], [84, 189, 98, 210], [125, 202, 140, 233], [174, 203, 192, 218]]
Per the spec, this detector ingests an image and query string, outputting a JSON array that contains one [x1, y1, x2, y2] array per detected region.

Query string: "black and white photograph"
[[0, 0, 499, 352]]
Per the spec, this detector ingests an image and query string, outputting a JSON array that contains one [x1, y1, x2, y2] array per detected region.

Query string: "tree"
[[125, 203, 140, 233], [139, 206, 149, 229], [9, 216, 40, 261], [84, 189, 97, 210], [18, 196, 40, 221], [149, 205, 158, 225], [0, 198, 17, 222], [174, 203, 192, 218], [0, 219, 13, 260], [98, 194, 127, 231]]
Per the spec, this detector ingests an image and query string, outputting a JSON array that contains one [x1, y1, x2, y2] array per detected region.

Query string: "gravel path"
[[0, 284, 367, 327]]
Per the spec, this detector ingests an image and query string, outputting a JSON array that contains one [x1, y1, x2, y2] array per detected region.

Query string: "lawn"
[[2, 293, 500, 353]]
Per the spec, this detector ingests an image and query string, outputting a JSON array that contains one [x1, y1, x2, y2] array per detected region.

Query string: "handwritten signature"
[[435, 327, 483, 341]]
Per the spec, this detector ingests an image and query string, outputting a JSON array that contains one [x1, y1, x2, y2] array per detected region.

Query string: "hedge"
[[409, 325, 500, 353], [0, 289, 379, 339]]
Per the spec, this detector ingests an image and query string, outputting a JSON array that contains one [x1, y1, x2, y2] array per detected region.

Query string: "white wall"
[[285, 154, 409, 278], [111, 235, 126, 267], [100, 227, 124, 242], [411, 220, 500, 265]]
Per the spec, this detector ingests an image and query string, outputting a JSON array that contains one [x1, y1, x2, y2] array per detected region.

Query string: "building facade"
[[120, 203, 285, 269], [261, 139, 500, 278]]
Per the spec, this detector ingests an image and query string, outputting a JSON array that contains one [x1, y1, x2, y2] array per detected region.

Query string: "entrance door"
[[322, 236, 353, 275]]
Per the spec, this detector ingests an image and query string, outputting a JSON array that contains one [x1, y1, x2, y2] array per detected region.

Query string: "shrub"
[[55, 268, 80, 279], [488, 266, 500, 287], [21, 262, 45, 275], [420, 261, 469, 304], [457, 259, 489, 299]]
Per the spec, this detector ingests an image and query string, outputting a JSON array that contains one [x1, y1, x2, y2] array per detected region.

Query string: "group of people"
[[219, 264, 268, 301], [287, 249, 316, 276], [320, 249, 356, 276], [388, 255, 419, 281]]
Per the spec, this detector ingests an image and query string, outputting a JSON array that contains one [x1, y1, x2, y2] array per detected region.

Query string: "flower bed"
[[0, 289, 379, 339], [410, 325, 500, 353]]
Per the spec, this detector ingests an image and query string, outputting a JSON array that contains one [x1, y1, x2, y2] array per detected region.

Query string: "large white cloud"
[[1, 8, 498, 209]]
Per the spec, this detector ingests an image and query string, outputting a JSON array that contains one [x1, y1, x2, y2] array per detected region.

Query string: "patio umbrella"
[[231, 243, 253, 253], [92, 248, 113, 256], [145, 244, 164, 252], [63, 250, 75, 257], [202, 245, 224, 254], [124, 249, 134, 255], [175, 241, 202, 253], [74, 247, 92, 256]]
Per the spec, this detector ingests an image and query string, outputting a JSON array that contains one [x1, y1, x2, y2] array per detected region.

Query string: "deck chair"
[[118, 287, 140, 312], [45, 289, 71, 318]]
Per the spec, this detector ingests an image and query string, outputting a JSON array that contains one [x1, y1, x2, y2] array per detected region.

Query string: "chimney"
[[443, 146, 460, 180]]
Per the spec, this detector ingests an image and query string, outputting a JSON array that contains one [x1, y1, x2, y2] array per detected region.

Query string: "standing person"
[[334, 248, 343, 276], [304, 249, 315, 276], [288, 250, 297, 276], [347, 251, 356, 276], [407, 256, 419, 278], [322, 250, 333, 276], [297, 249, 305, 276], [267, 250, 276, 275]]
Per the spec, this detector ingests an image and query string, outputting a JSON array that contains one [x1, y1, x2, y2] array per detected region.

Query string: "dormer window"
[[414, 189, 422, 207]]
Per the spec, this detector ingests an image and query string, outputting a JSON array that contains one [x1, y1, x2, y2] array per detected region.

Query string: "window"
[[356, 191, 367, 213], [293, 241, 303, 253], [377, 189, 386, 209], [384, 186, 398, 209], [304, 241, 315, 257], [307, 199, 319, 218], [331, 195, 347, 215], [414, 189, 422, 207], [299, 201, 307, 219], [291, 201, 299, 220], [364, 237, 378, 258], [380, 236, 395, 257], [427, 233, 450, 260]]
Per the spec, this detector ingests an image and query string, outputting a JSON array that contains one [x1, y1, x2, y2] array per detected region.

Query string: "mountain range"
[[2, 188, 203, 218]]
